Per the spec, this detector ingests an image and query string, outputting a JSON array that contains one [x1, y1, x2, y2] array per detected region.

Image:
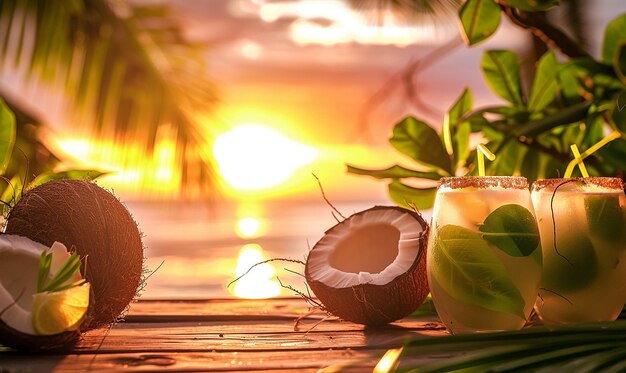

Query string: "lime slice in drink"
[[32, 283, 90, 336]]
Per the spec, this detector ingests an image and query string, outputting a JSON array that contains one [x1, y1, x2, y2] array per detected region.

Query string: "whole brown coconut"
[[305, 206, 429, 326], [5, 179, 144, 330]]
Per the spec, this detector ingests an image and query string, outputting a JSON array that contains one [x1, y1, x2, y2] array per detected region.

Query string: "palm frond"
[[0, 0, 218, 197], [347, 0, 461, 26]]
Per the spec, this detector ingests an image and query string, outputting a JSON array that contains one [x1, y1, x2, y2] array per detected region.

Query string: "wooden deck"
[[0, 297, 448, 372]]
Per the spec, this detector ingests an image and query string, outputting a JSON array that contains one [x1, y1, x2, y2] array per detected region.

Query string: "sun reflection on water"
[[232, 244, 281, 299]]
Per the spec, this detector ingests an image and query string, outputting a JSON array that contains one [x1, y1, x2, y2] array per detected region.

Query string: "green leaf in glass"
[[390, 116, 452, 175], [459, 0, 501, 46], [481, 50, 524, 107], [505, 0, 559, 11], [0, 98, 16, 174], [542, 233, 598, 292], [388, 181, 437, 210], [585, 194, 625, 245], [431, 224, 526, 318], [528, 51, 559, 112], [479, 204, 540, 257], [603, 14, 626, 65]]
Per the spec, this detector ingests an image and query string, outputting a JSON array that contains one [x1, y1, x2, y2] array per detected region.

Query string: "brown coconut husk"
[[305, 206, 430, 326], [4, 179, 144, 330]]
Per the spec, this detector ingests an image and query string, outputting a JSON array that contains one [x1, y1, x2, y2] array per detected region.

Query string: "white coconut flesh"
[[307, 208, 424, 288], [0, 236, 72, 335]]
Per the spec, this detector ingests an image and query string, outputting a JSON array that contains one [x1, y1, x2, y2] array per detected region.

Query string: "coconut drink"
[[532, 177, 626, 323], [427, 176, 542, 333]]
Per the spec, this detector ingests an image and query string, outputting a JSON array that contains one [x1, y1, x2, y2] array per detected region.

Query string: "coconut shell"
[[305, 206, 430, 326], [5, 179, 144, 330], [0, 320, 80, 352], [0, 286, 95, 352]]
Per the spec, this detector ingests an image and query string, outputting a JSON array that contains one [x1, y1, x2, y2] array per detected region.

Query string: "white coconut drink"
[[305, 206, 430, 325], [0, 235, 90, 351]]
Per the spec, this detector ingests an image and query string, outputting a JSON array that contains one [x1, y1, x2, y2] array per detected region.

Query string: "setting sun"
[[212, 124, 317, 191]]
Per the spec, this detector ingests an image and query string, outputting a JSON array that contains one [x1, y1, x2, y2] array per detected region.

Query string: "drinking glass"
[[531, 177, 626, 323], [427, 176, 542, 333]]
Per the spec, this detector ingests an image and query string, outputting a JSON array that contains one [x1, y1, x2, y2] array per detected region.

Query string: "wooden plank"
[[0, 298, 447, 372], [0, 349, 387, 372], [76, 323, 446, 353], [124, 298, 319, 322], [110, 319, 445, 334]]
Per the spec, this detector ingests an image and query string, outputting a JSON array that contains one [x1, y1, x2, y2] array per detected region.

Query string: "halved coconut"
[[0, 236, 87, 351], [305, 206, 429, 325], [5, 179, 144, 330]]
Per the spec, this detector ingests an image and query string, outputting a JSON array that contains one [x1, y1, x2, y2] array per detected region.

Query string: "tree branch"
[[499, 3, 591, 59]]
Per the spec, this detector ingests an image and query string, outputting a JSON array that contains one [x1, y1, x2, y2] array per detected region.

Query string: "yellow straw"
[[477, 144, 496, 176], [373, 347, 403, 373], [564, 131, 622, 178], [570, 144, 589, 177], [443, 115, 454, 156]]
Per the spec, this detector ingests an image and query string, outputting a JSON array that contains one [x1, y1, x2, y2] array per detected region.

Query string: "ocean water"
[[128, 199, 397, 299]]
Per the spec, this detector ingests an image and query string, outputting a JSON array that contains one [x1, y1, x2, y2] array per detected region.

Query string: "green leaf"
[[446, 88, 473, 168], [513, 101, 591, 137], [615, 42, 626, 83], [585, 194, 625, 245], [479, 204, 540, 257], [602, 14, 626, 64], [481, 50, 524, 107], [430, 224, 526, 318], [29, 169, 107, 190], [528, 51, 559, 112], [520, 148, 541, 183], [541, 232, 597, 292], [490, 141, 523, 176], [37, 252, 52, 293], [557, 64, 583, 103], [614, 91, 626, 132], [388, 181, 437, 210], [0, 98, 16, 174], [40, 252, 85, 293], [0, 175, 21, 215], [346, 165, 441, 181], [459, 0, 501, 46], [389, 116, 452, 175], [504, 0, 559, 11]]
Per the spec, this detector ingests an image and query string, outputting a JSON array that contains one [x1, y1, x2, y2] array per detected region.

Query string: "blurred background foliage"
[[0, 0, 218, 198], [349, 0, 626, 209]]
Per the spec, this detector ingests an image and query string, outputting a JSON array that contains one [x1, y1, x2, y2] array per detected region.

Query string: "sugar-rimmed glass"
[[531, 177, 626, 323], [427, 176, 542, 333]]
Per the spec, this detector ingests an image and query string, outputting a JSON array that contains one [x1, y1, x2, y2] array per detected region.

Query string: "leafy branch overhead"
[[0, 99, 103, 214], [349, 1, 626, 209], [0, 0, 218, 194]]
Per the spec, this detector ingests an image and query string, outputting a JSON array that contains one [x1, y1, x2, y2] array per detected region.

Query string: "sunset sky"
[[1, 0, 625, 201]]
